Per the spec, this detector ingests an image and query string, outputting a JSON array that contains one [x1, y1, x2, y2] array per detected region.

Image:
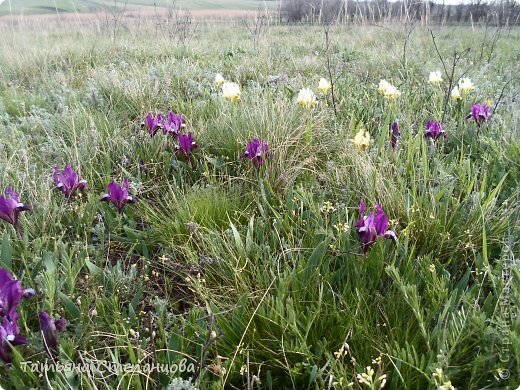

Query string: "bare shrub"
[[156, 1, 197, 45], [242, 10, 269, 49]]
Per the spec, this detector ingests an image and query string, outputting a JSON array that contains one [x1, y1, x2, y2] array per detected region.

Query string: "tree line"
[[276, 0, 520, 25]]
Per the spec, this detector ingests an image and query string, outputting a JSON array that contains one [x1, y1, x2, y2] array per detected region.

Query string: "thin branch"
[[191, 313, 216, 382], [402, 22, 415, 69], [430, 30, 473, 124], [492, 79, 510, 113], [323, 24, 338, 117], [430, 29, 449, 80]]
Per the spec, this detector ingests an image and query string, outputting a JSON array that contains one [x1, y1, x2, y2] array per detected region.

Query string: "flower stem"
[[14, 223, 22, 240], [305, 112, 312, 143]]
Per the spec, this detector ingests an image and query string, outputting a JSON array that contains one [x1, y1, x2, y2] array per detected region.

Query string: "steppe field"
[[0, 2, 519, 389]]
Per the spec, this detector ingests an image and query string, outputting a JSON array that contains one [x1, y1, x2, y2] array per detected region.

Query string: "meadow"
[[0, 14, 519, 389], [0, 0, 277, 17]]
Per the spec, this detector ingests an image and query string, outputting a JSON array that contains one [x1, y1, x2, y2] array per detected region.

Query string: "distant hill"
[[0, 0, 279, 17]]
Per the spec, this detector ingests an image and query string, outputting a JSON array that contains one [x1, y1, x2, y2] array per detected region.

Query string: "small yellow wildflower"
[[356, 366, 375, 385], [320, 201, 336, 213], [222, 81, 241, 101], [433, 368, 457, 390], [214, 73, 225, 88], [378, 79, 392, 94], [297, 88, 317, 108], [334, 223, 350, 233], [372, 356, 382, 365], [351, 129, 372, 151], [458, 77, 475, 93], [428, 71, 443, 84], [378, 79, 401, 99], [318, 78, 331, 94], [384, 85, 401, 99], [451, 86, 462, 100], [334, 343, 349, 359]]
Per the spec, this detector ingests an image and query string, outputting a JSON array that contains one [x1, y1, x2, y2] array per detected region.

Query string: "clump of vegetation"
[[0, 13, 518, 389]]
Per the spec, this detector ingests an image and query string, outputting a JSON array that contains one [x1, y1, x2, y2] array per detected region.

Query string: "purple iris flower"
[[424, 120, 446, 140], [355, 201, 397, 255], [53, 165, 87, 199], [0, 268, 33, 363], [141, 113, 163, 137], [390, 120, 400, 150], [100, 179, 136, 213], [176, 133, 198, 159], [465, 104, 491, 127], [0, 270, 23, 320], [241, 139, 271, 167], [39, 311, 67, 358], [0, 187, 31, 229], [161, 112, 185, 137], [0, 269, 35, 319], [0, 313, 27, 363]]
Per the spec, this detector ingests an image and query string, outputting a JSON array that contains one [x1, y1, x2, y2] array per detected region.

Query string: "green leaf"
[[266, 370, 273, 390], [480, 206, 489, 269], [1, 232, 12, 270], [286, 187, 294, 213], [141, 241, 149, 258], [43, 251, 56, 274], [168, 333, 180, 362], [303, 241, 327, 282], [129, 286, 145, 319], [126, 341, 143, 390], [30, 258, 43, 280], [421, 137, 429, 182], [229, 221, 246, 259], [205, 155, 222, 169], [170, 158, 189, 171], [85, 258, 103, 276], [11, 347, 38, 383], [245, 215, 255, 256], [59, 292, 81, 320], [127, 339, 138, 364], [308, 365, 318, 388], [455, 269, 471, 293]]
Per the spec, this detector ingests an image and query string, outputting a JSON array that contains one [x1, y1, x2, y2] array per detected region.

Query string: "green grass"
[[0, 0, 278, 16], [171, 0, 277, 10], [0, 17, 518, 390], [0, 0, 88, 15]]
